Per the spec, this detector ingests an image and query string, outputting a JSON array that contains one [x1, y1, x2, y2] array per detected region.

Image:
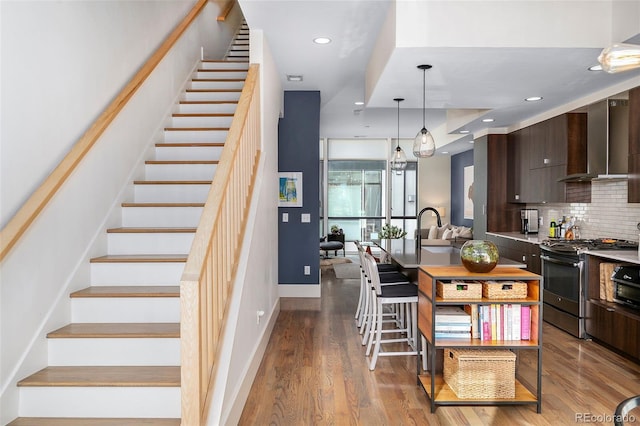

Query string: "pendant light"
[[413, 64, 436, 157], [390, 98, 407, 173], [598, 43, 640, 73]]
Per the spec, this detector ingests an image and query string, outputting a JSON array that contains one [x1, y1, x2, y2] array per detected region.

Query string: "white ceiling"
[[240, 0, 640, 156]]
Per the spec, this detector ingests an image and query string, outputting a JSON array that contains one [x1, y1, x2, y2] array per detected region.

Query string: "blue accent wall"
[[451, 150, 474, 228], [278, 91, 320, 284]]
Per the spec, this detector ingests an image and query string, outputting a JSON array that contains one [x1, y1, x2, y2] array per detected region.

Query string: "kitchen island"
[[373, 239, 525, 281]]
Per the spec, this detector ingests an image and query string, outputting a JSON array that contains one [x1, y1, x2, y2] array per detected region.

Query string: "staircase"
[[8, 58, 250, 425], [224, 20, 249, 61]]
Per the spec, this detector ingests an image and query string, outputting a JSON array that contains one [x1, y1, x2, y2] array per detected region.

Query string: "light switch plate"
[[282, 212, 288, 222], [301, 213, 311, 223]]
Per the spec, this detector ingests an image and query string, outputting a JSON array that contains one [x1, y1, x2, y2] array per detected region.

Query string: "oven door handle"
[[540, 254, 580, 268]]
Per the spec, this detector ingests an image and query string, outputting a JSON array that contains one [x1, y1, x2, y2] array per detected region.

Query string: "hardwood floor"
[[239, 265, 640, 425]]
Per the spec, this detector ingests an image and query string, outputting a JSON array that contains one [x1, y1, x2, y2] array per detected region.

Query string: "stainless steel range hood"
[[558, 97, 629, 182]]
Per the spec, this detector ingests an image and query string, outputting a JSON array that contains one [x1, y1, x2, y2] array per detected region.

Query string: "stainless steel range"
[[540, 238, 638, 338]]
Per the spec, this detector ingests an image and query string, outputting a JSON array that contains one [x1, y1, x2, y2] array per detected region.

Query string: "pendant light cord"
[[422, 67, 426, 128]]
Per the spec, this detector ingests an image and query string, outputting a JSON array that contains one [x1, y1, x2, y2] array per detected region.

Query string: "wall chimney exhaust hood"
[[558, 97, 629, 182]]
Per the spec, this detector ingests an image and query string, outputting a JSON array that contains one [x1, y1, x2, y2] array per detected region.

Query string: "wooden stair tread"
[[164, 127, 229, 131], [196, 68, 247, 73], [90, 255, 187, 263], [185, 88, 242, 93], [106, 227, 196, 234], [155, 142, 225, 147], [47, 323, 179, 338], [144, 160, 219, 165], [179, 100, 238, 104], [191, 78, 245, 82], [121, 202, 205, 207], [7, 418, 180, 426], [132, 180, 211, 185], [171, 113, 234, 117], [17, 366, 180, 387], [70, 286, 179, 298]]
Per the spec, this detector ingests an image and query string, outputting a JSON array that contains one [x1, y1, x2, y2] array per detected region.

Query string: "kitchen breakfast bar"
[[373, 238, 526, 280]]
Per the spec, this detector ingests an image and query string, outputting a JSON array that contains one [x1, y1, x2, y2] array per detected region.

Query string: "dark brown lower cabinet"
[[485, 235, 541, 275], [585, 300, 640, 361]]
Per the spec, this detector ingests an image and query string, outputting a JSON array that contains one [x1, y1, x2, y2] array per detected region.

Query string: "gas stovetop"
[[541, 238, 639, 255]]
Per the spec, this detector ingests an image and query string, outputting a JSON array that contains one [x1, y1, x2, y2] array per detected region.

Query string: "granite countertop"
[[373, 238, 526, 269]]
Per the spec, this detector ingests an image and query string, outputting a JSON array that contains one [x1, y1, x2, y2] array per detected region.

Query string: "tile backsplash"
[[531, 180, 640, 242]]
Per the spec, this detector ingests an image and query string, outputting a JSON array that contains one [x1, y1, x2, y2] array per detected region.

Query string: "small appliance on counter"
[[520, 209, 539, 234], [612, 266, 640, 310]]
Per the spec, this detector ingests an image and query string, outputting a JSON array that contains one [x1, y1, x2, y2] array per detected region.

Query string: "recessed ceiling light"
[[354, 101, 364, 106], [469, 140, 475, 144], [286, 74, 303, 82], [589, 64, 603, 71], [459, 130, 470, 134], [525, 96, 543, 102], [441, 151, 449, 154], [482, 118, 494, 123], [313, 37, 331, 44]]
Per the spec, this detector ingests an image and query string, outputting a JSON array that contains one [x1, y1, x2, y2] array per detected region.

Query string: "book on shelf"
[[521, 305, 531, 340], [435, 324, 471, 332], [435, 306, 471, 323], [435, 331, 471, 339], [475, 303, 532, 342], [463, 304, 479, 339]]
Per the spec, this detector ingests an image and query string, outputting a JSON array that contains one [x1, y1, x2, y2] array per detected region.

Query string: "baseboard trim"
[[278, 283, 321, 298]]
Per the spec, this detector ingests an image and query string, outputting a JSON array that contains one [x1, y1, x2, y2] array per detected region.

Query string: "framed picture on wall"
[[464, 165, 474, 219], [279, 172, 303, 207]]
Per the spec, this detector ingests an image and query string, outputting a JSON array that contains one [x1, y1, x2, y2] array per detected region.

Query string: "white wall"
[[417, 155, 451, 228], [0, 1, 237, 422]]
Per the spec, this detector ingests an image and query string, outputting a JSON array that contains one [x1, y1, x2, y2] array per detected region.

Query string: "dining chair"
[[362, 252, 418, 371]]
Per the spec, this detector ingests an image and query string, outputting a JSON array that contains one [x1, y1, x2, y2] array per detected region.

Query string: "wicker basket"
[[437, 280, 482, 299], [482, 280, 528, 299], [443, 348, 516, 399]]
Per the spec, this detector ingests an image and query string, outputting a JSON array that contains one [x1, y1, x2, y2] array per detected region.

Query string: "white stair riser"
[[233, 40, 249, 45], [107, 232, 194, 255], [163, 129, 228, 142], [195, 70, 247, 79], [134, 183, 210, 203], [170, 115, 233, 128], [183, 91, 241, 102], [72, 298, 180, 323], [227, 52, 249, 58], [48, 338, 180, 366], [144, 163, 217, 181], [107, 231, 194, 254], [19, 387, 180, 418], [190, 80, 244, 90], [91, 261, 185, 285], [177, 102, 238, 114], [200, 61, 248, 70], [121, 206, 203, 227], [154, 145, 224, 161]]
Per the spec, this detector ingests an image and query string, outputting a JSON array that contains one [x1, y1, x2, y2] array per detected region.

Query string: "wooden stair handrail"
[[217, 0, 236, 21], [0, 0, 209, 261], [180, 63, 260, 426]]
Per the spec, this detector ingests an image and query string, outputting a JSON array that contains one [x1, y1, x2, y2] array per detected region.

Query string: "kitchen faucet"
[[416, 207, 443, 259]]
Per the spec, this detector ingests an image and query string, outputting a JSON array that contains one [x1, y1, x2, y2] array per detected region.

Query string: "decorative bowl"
[[460, 240, 499, 273]]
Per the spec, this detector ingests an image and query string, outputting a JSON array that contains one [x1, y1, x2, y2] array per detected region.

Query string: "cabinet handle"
[[606, 307, 615, 312]]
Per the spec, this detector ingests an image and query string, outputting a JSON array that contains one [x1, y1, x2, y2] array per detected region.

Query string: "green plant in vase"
[[379, 223, 407, 239]]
